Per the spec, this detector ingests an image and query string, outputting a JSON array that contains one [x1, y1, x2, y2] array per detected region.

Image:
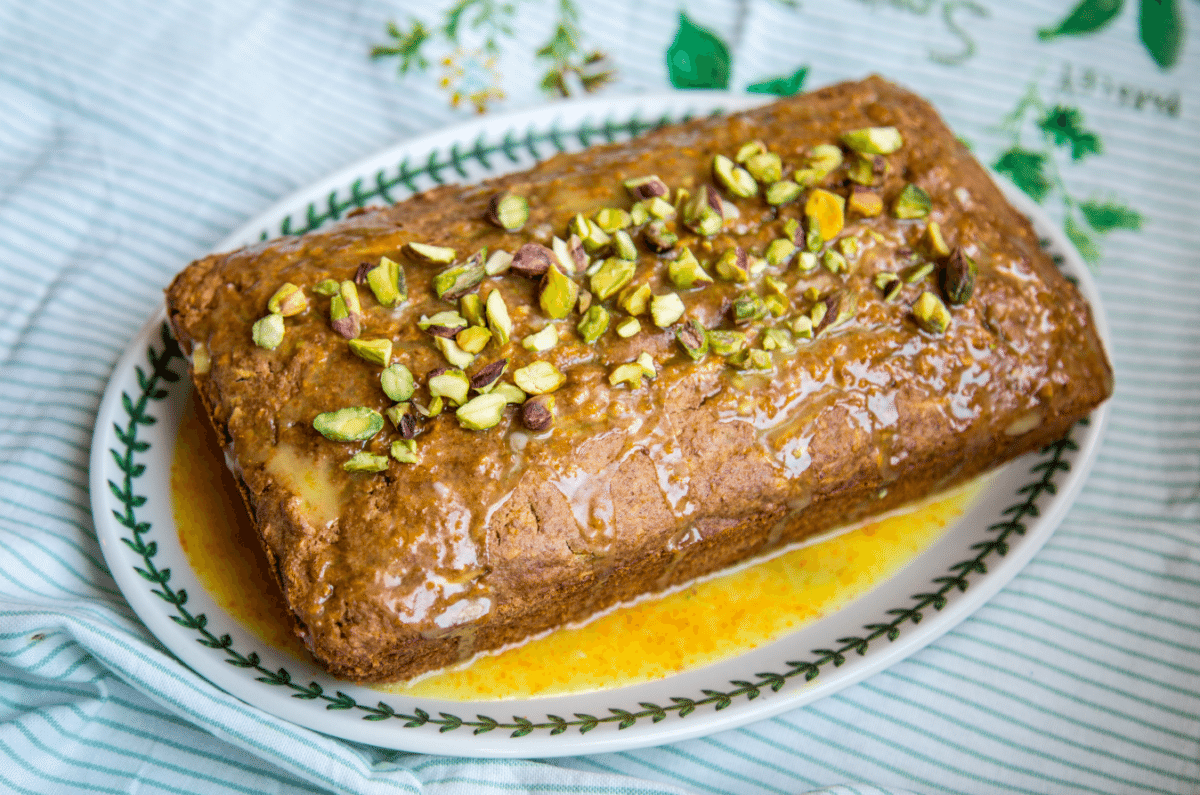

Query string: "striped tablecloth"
[[2, 1, 1198, 793]]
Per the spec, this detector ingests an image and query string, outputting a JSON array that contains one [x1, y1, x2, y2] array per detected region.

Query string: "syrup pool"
[[173, 393, 983, 701]]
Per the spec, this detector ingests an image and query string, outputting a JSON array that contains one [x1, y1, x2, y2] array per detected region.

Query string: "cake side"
[[166, 76, 1113, 682]]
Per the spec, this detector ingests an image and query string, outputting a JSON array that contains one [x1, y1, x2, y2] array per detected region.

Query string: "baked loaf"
[[166, 76, 1113, 683]]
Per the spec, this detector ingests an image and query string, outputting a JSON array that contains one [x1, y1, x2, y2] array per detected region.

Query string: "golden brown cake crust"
[[166, 76, 1112, 682]]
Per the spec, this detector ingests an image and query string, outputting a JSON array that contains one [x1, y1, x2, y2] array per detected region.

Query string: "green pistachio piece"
[[841, 126, 903, 155], [838, 237, 860, 260], [570, 213, 611, 254], [522, 324, 559, 352], [731, 292, 767, 324], [762, 327, 796, 353], [329, 295, 360, 340], [745, 152, 783, 184], [406, 241, 457, 264], [783, 218, 802, 245], [313, 278, 340, 297], [796, 251, 818, 272], [485, 249, 514, 275], [676, 319, 709, 360], [707, 330, 748, 357], [925, 221, 951, 259], [413, 395, 444, 418], [735, 140, 766, 163], [765, 238, 797, 266], [456, 325, 493, 354], [483, 290, 512, 346], [848, 186, 884, 217], [367, 257, 407, 307], [433, 251, 486, 300], [715, 247, 750, 282], [893, 184, 932, 219], [384, 403, 411, 429], [713, 154, 758, 199], [267, 283, 307, 316], [428, 368, 471, 406], [874, 272, 903, 302], [766, 180, 802, 206], [460, 293, 485, 326], [589, 257, 636, 300], [540, 263, 579, 320], [577, 304, 610, 344], [682, 186, 723, 236], [492, 381, 527, 405], [741, 349, 773, 370], [809, 301, 827, 329], [629, 202, 650, 226], [668, 247, 714, 289], [912, 290, 951, 334], [642, 220, 678, 253], [252, 313, 285, 350], [613, 229, 638, 262], [513, 361, 566, 395], [390, 439, 420, 464], [343, 451, 389, 472], [469, 358, 508, 392], [624, 175, 669, 201], [804, 286, 821, 302], [594, 207, 633, 233], [455, 392, 507, 431], [521, 394, 555, 431], [339, 279, 363, 319], [903, 262, 935, 284], [765, 294, 787, 317], [650, 293, 685, 328], [616, 317, 641, 338], [381, 364, 415, 402], [823, 249, 849, 274], [764, 275, 788, 299], [646, 197, 676, 220], [815, 289, 859, 335], [805, 222, 823, 253], [942, 248, 977, 305], [807, 143, 844, 175], [791, 167, 822, 188], [348, 337, 392, 366], [577, 289, 592, 314], [487, 192, 530, 231], [791, 315, 814, 339], [435, 336, 475, 369], [637, 352, 656, 378], [618, 282, 652, 316], [847, 153, 887, 186], [608, 362, 645, 388], [313, 406, 384, 442]]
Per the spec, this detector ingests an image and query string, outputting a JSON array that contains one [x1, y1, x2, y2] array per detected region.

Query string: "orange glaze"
[[173, 391, 983, 699]]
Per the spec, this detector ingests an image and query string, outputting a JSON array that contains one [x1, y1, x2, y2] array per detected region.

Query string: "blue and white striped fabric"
[[3, 1, 1198, 793]]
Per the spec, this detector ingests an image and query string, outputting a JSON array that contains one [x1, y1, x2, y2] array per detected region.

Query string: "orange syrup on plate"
[[172, 393, 983, 700]]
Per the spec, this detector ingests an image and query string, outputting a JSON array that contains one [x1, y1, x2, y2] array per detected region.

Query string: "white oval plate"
[[90, 93, 1110, 758]]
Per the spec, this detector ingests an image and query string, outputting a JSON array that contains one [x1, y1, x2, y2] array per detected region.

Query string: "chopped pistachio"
[[381, 364, 415, 402], [805, 189, 846, 242], [893, 183, 932, 219], [339, 279, 363, 319], [838, 236, 860, 260], [594, 207, 632, 233], [809, 300, 827, 328], [589, 257, 636, 300], [487, 192, 529, 231], [456, 325, 493, 354], [783, 218, 801, 245], [762, 327, 796, 353], [707, 330, 748, 357], [618, 282, 652, 316], [329, 295, 360, 340], [903, 262, 935, 284], [313, 278, 340, 296], [676, 319, 709, 360], [735, 140, 766, 163], [191, 342, 211, 374], [765, 294, 788, 317], [764, 275, 788, 299], [513, 361, 566, 395], [267, 283, 307, 316], [608, 362, 645, 388], [942, 248, 977, 305], [841, 126, 903, 155], [577, 304, 610, 344], [492, 381, 527, 405], [539, 263, 579, 321], [428, 368, 471, 406], [365, 257, 405, 308], [745, 152, 783, 184], [433, 251, 486, 300], [412, 395, 443, 418], [252, 313, 285, 350], [521, 394, 556, 431], [616, 317, 641, 338], [624, 175, 669, 201], [613, 229, 638, 261], [390, 439, 420, 464], [522, 324, 559, 352], [925, 222, 951, 258], [807, 143, 844, 175], [765, 238, 797, 266], [313, 406, 384, 442], [418, 310, 468, 337], [645, 196, 676, 220], [460, 293, 485, 326], [741, 349, 773, 370], [846, 153, 876, 186], [765, 180, 802, 206], [681, 185, 723, 236], [874, 272, 903, 302], [384, 403, 414, 433], [815, 289, 858, 335], [484, 249, 514, 276], [343, 451, 389, 473], [713, 154, 758, 199], [456, 392, 507, 431], [485, 290, 512, 345], [642, 220, 678, 253], [715, 247, 750, 282], [469, 358, 508, 392], [576, 289, 592, 314], [804, 286, 821, 302], [557, 235, 588, 272], [406, 241, 457, 264], [435, 336, 475, 369], [790, 167, 822, 188], [912, 290, 951, 334], [848, 186, 884, 217], [650, 292, 685, 328], [796, 251, 818, 272], [791, 314, 814, 339], [731, 292, 767, 324], [629, 202, 650, 226], [510, 243, 554, 278], [668, 247, 714, 288], [570, 213, 611, 253], [348, 337, 392, 366], [823, 249, 849, 274]]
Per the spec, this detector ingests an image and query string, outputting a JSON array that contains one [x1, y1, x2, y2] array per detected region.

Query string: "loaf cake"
[[166, 76, 1113, 683]]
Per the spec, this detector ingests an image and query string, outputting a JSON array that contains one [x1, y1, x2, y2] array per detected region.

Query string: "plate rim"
[[90, 92, 1111, 758]]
